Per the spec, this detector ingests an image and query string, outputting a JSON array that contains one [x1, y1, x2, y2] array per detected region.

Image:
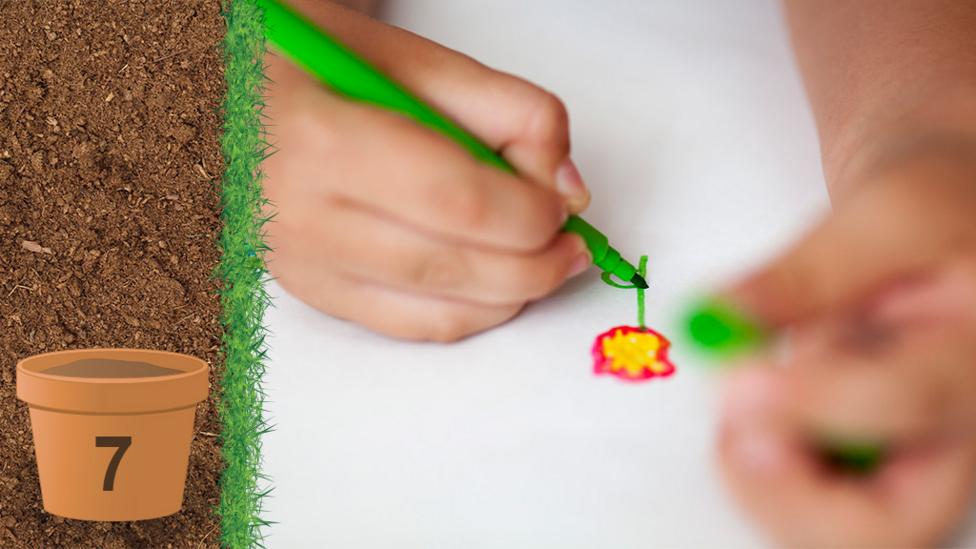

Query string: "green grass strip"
[[218, 0, 272, 547]]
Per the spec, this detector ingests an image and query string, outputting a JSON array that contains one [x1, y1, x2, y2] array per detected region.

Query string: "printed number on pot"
[[95, 436, 132, 491]]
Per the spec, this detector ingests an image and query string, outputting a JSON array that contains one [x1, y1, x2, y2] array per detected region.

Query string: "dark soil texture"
[[0, 1, 225, 547]]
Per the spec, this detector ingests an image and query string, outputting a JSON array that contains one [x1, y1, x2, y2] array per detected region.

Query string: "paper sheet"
[[263, 1, 833, 546]]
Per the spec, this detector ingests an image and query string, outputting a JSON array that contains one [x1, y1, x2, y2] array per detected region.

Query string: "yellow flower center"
[[601, 329, 668, 377]]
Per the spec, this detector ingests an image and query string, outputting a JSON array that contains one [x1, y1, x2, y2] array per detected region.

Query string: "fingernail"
[[567, 252, 591, 279], [555, 158, 590, 210]]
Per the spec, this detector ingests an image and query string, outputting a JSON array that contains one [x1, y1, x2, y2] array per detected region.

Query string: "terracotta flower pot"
[[16, 348, 209, 521]]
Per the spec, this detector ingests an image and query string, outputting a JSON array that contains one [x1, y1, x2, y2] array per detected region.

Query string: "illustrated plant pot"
[[16, 348, 209, 521]]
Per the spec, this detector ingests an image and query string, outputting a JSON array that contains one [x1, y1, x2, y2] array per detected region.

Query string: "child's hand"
[[263, 1, 591, 341], [717, 142, 976, 547]]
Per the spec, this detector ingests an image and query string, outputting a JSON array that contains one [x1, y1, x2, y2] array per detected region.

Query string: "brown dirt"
[[0, 1, 225, 547]]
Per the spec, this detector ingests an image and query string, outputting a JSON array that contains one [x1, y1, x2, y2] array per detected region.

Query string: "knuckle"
[[505, 261, 562, 300], [533, 92, 569, 130], [294, 107, 343, 152], [541, 261, 571, 294], [316, 230, 343, 262], [421, 303, 523, 342], [519, 194, 564, 251], [310, 197, 345, 259], [521, 229, 557, 254], [410, 249, 469, 291], [528, 91, 570, 151], [429, 178, 490, 231], [424, 313, 471, 343]]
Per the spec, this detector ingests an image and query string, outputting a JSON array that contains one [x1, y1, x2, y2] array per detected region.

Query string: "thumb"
[[287, 0, 590, 212], [728, 171, 967, 327]]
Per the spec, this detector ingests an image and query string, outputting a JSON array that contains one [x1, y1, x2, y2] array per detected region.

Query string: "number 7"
[[95, 436, 132, 491]]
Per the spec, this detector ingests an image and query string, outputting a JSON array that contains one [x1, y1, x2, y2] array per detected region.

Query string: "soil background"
[[0, 1, 225, 547]]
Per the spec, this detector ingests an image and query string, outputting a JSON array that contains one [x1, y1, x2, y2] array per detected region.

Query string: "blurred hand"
[[263, 1, 590, 341], [717, 142, 976, 547]]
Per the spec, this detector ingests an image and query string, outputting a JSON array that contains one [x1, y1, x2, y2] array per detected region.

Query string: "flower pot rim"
[[18, 348, 207, 385], [17, 348, 210, 414]]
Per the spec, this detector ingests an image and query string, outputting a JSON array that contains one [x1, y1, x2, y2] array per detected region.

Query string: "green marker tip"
[[630, 273, 648, 289], [685, 297, 767, 355]]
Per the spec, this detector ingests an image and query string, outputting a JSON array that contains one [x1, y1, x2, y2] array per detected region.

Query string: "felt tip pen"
[[257, 0, 647, 289]]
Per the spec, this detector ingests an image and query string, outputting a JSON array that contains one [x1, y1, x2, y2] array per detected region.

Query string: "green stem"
[[637, 255, 647, 329]]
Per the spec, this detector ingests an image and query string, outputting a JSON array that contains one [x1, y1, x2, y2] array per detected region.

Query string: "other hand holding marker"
[[687, 148, 976, 546], [686, 296, 885, 473]]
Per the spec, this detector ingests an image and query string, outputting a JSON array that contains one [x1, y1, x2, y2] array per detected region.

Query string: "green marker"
[[686, 297, 768, 356], [256, 0, 647, 289], [685, 297, 887, 474]]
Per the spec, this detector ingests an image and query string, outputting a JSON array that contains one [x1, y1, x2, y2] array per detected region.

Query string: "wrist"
[[846, 135, 976, 234], [827, 85, 976, 199]]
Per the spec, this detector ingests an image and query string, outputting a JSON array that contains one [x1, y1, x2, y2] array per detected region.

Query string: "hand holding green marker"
[[686, 298, 886, 474], [257, 0, 646, 289]]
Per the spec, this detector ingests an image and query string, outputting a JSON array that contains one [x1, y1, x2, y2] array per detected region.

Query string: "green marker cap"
[[685, 297, 767, 355], [563, 216, 638, 282]]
